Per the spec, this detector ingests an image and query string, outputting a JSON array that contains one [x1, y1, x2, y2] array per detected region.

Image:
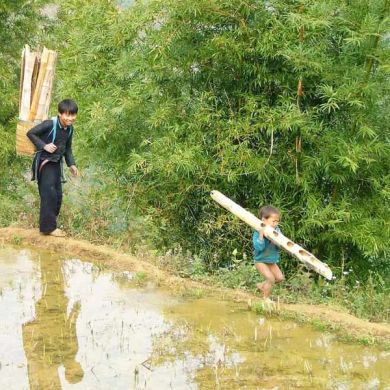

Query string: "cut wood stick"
[[29, 47, 50, 121], [42, 51, 57, 119], [31, 52, 40, 106], [210, 190, 333, 280], [36, 50, 56, 120], [20, 46, 37, 121]]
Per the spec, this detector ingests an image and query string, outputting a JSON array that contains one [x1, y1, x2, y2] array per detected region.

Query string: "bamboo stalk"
[[29, 47, 50, 121], [42, 51, 57, 119], [210, 190, 333, 280], [36, 50, 57, 120], [31, 52, 40, 106], [20, 46, 37, 121]]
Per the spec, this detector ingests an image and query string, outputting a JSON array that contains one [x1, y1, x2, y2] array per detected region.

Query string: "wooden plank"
[[43, 51, 57, 119], [210, 190, 333, 280], [35, 50, 57, 120], [29, 47, 50, 121], [20, 46, 37, 121], [30, 52, 40, 106]]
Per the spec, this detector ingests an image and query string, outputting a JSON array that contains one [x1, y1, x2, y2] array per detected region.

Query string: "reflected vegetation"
[[0, 246, 389, 389], [159, 300, 390, 389], [22, 254, 83, 388]]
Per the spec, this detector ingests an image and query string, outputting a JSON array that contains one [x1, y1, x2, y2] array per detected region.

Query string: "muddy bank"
[[1, 227, 389, 343]]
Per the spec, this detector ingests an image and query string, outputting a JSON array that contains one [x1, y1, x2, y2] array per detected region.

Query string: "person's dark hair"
[[58, 99, 78, 114], [259, 205, 280, 219]]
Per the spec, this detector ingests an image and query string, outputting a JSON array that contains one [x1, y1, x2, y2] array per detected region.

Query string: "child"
[[27, 99, 80, 237], [253, 205, 285, 300]]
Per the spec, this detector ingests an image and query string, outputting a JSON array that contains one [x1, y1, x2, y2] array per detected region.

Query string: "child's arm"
[[253, 230, 266, 252]]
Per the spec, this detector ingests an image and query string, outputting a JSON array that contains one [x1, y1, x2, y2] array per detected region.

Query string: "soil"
[[1, 227, 389, 343]]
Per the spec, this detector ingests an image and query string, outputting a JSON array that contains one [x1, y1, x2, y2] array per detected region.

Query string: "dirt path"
[[1, 227, 389, 343]]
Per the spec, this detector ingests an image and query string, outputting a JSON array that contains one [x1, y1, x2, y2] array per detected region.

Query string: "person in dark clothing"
[[27, 99, 80, 237]]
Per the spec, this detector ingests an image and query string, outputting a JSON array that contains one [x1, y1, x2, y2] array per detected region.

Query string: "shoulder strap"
[[47, 116, 73, 143], [47, 116, 57, 143]]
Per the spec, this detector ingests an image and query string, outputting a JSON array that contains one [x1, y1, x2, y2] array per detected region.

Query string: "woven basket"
[[16, 120, 38, 156]]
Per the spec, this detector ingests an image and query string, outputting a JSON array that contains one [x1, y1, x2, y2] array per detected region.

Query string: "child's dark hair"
[[259, 205, 280, 219], [58, 99, 78, 114]]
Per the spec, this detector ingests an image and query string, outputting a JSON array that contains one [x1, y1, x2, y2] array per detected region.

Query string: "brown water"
[[0, 246, 389, 390]]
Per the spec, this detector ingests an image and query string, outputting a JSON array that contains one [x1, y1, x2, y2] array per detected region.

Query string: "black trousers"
[[38, 161, 62, 233]]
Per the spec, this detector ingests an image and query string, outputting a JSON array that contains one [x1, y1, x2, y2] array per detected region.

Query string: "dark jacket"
[[27, 117, 76, 181], [27, 117, 76, 166]]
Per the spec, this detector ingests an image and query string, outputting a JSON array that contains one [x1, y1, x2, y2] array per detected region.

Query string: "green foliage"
[[272, 267, 390, 322], [59, 165, 146, 246], [0, 162, 37, 228], [213, 263, 259, 290], [50, 0, 390, 280], [0, 1, 42, 124], [153, 246, 207, 279]]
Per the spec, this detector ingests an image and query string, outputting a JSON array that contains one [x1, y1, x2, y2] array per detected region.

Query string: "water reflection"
[[22, 255, 83, 388], [0, 247, 389, 390]]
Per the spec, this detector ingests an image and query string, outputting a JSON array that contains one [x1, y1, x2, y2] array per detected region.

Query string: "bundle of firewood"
[[16, 45, 57, 156]]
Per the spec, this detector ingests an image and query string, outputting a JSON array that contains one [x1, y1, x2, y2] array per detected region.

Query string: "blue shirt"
[[253, 229, 280, 264]]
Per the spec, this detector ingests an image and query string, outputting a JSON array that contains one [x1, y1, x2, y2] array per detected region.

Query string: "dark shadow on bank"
[[22, 254, 84, 389]]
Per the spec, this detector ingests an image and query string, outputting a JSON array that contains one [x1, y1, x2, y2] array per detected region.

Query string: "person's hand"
[[258, 221, 267, 239], [43, 143, 57, 153], [69, 165, 79, 177]]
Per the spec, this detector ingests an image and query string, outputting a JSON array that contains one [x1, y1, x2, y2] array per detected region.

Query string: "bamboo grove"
[[2, 0, 390, 285]]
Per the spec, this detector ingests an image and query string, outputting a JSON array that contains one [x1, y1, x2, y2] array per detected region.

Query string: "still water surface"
[[0, 246, 389, 389]]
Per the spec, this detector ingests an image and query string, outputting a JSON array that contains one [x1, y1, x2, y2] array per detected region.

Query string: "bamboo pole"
[[210, 190, 333, 280], [35, 50, 57, 120], [31, 52, 40, 106], [20, 46, 37, 121], [43, 51, 57, 119], [29, 47, 50, 121]]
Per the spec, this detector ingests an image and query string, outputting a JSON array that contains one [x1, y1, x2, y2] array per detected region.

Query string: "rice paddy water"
[[0, 246, 389, 389]]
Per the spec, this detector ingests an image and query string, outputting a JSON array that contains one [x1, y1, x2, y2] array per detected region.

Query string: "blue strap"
[[47, 116, 73, 143], [48, 116, 57, 143]]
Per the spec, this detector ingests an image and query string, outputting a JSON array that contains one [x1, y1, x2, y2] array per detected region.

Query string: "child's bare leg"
[[255, 263, 275, 298], [268, 264, 284, 284]]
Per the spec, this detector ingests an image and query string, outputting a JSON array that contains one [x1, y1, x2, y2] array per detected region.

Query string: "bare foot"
[[46, 228, 67, 237]]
